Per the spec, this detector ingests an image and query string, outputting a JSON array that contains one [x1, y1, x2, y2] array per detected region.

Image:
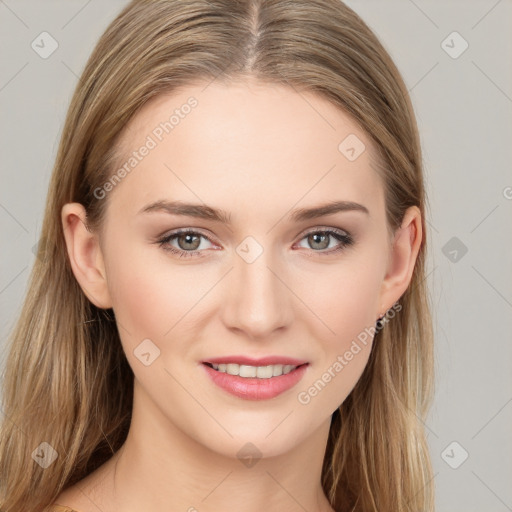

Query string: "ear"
[[377, 205, 422, 317], [61, 203, 112, 309]]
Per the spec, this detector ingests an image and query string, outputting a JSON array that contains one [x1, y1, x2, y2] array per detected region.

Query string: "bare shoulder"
[[51, 461, 115, 512], [51, 484, 89, 512], [48, 504, 82, 512]]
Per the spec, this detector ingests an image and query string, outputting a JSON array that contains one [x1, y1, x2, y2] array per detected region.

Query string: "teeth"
[[272, 364, 283, 376], [209, 363, 299, 379]]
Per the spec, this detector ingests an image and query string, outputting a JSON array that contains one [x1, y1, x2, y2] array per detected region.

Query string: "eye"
[[157, 229, 217, 258], [295, 228, 354, 255], [156, 227, 354, 259]]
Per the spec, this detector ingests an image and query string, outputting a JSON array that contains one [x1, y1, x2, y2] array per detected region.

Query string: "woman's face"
[[67, 78, 419, 459]]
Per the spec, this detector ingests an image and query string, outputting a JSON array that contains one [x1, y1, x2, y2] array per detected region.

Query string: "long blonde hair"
[[0, 1, 434, 510]]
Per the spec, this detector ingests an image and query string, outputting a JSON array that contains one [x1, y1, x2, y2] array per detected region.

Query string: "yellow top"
[[49, 506, 81, 512]]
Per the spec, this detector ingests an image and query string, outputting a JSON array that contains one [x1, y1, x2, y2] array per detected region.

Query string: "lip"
[[201, 362, 309, 400], [202, 355, 308, 366]]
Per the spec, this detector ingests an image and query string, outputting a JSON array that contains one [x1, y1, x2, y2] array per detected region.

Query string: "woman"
[[0, 1, 435, 511]]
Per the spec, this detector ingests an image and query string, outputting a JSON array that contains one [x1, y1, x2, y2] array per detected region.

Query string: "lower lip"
[[201, 363, 309, 400]]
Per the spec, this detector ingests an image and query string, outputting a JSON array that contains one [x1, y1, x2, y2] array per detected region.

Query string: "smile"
[[204, 362, 302, 379], [201, 361, 310, 400]]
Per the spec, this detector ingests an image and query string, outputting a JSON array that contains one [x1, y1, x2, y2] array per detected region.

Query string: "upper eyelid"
[[163, 228, 218, 244], [301, 226, 349, 236]]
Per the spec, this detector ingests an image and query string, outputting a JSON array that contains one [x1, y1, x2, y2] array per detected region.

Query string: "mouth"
[[202, 361, 309, 379], [200, 357, 310, 400]]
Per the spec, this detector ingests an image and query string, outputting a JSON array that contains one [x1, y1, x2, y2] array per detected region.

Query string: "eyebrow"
[[138, 199, 369, 223]]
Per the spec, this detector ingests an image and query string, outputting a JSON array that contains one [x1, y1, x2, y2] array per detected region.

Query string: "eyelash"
[[156, 227, 354, 259]]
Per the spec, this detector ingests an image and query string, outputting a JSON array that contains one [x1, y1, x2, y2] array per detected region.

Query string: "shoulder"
[[48, 506, 81, 512], [50, 455, 117, 512], [49, 486, 86, 512]]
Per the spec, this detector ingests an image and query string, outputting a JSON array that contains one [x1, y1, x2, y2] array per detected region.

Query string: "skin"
[[57, 78, 422, 512]]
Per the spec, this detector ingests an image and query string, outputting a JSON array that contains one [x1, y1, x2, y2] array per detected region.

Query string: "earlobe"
[[61, 203, 113, 309], [378, 206, 422, 315]]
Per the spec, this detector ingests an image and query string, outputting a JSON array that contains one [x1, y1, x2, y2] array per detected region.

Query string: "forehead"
[[107, 78, 385, 221]]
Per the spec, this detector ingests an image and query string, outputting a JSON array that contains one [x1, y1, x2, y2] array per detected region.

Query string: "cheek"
[[103, 239, 198, 347], [298, 256, 383, 343], [103, 236, 223, 372], [292, 258, 383, 410]]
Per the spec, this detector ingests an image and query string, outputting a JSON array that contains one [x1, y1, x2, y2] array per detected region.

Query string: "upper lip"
[[202, 355, 309, 366]]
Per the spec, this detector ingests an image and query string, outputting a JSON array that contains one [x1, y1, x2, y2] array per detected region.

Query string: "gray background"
[[1, 1, 511, 510]]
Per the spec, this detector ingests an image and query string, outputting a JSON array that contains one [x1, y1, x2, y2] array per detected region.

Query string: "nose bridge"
[[222, 238, 291, 338]]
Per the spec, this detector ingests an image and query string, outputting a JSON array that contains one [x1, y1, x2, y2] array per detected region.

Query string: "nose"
[[221, 244, 293, 340]]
